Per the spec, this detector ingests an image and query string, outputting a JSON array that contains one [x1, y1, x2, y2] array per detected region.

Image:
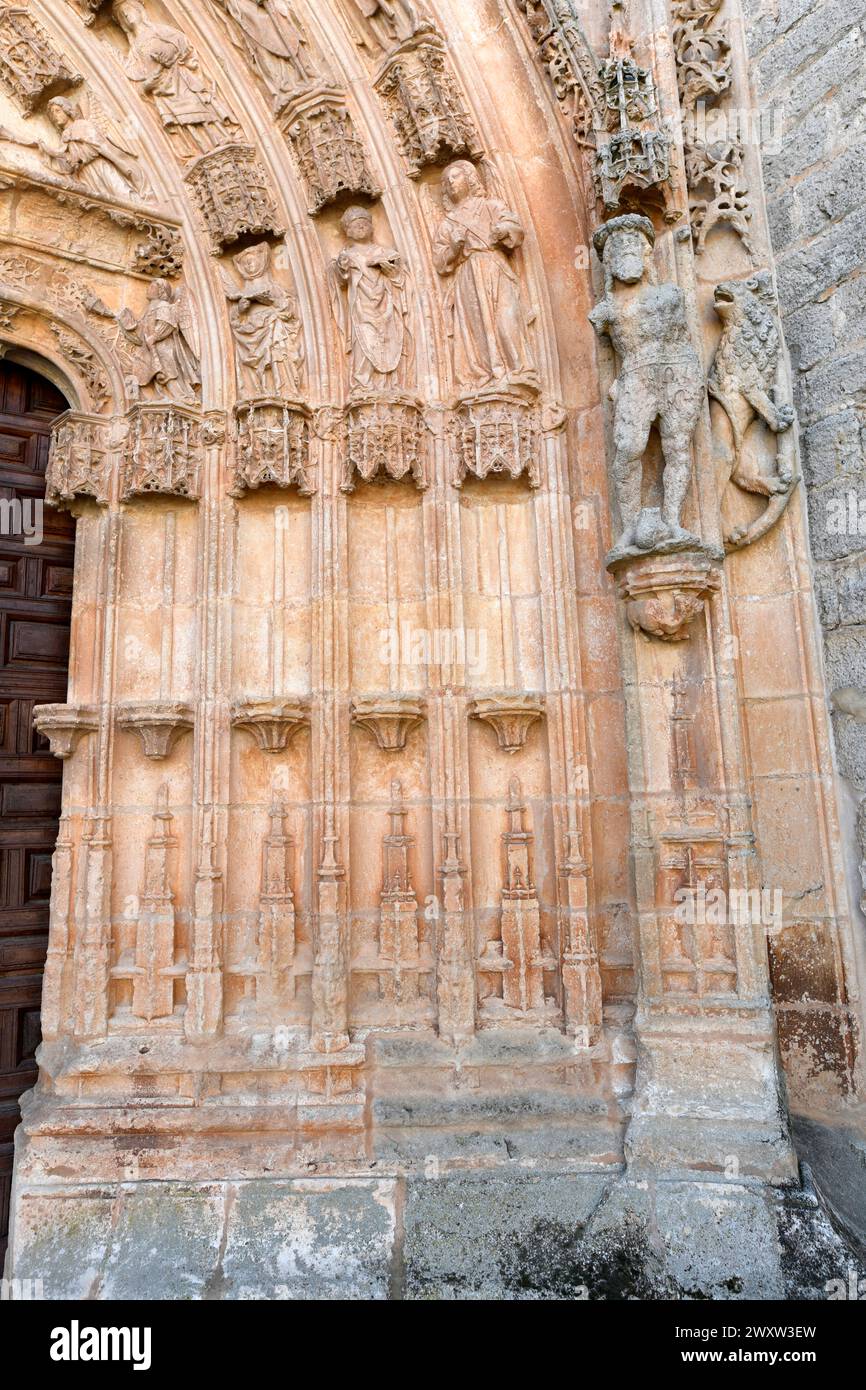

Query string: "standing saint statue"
[[330, 205, 411, 395], [224, 242, 304, 398], [116, 279, 201, 403], [433, 160, 538, 394], [212, 0, 318, 109], [113, 0, 240, 156]]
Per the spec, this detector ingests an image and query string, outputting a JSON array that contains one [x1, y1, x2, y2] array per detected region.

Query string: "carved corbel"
[[351, 697, 425, 752], [120, 403, 203, 502], [342, 396, 426, 491], [452, 389, 542, 488], [231, 398, 315, 497], [231, 699, 310, 753], [47, 411, 111, 508], [470, 695, 545, 753], [33, 703, 99, 759], [614, 550, 721, 641], [117, 702, 194, 759]]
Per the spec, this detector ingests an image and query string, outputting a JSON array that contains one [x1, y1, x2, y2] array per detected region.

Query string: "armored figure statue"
[[589, 213, 704, 561]]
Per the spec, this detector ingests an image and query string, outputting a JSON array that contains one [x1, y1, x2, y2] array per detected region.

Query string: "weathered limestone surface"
[[0, 0, 863, 1298]]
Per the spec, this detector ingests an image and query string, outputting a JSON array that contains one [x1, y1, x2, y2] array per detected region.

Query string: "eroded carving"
[[342, 0, 430, 56], [589, 215, 703, 563], [331, 206, 411, 394], [0, 94, 147, 202], [616, 551, 721, 641], [257, 797, 296, 1003], [132, 785, 177, 1020], [375, 782, 425, 1017], [351, 696, 425, 750], [224, 241, 303, 397], [231, 699, 309, 751], [709, 272, 796, 551], [212, 0, 321, 110], [343, 397, 425, 490], [116, 279, 200, 404], [117, 701, 194, 758], [33, 702, 99, 759], [452, 389, 541, 489], [471, 695, 544, 753]]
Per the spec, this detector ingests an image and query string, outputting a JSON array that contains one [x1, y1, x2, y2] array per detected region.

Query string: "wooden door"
[[0, 361, 72, 1265]]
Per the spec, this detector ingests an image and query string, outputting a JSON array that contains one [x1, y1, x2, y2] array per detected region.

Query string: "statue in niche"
[[589, 213, 703, 560], [223, 241, 304, 397], [433, 160, 538, 395], [330, 205, 411, 394], [116, 278, 200, 403], [112, 0, 240, 156], [212, 0, 319, 110], [345, 0, 426, 55], [0, 95, 147, 202]]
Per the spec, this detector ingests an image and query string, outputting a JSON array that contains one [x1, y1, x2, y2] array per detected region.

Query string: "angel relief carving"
[[114, 279, 201, 403], [0, 93, 148, 203], [329, 205, 411, 395], [433, 161, 538, 396], [112, 0, 241, 157], [223, 241, 304, 398], [211, 0, 321, 111]]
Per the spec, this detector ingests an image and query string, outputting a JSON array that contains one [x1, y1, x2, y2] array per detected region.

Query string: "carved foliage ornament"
[[343, 397, 426, 491], [184, 144, 283, 252], [232, 398, 314, 497], [47, 411, 111, 507], [121, 403, 203, 501]]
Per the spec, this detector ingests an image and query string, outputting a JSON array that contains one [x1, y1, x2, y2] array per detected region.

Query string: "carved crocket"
[[708, 270, 796, 551]]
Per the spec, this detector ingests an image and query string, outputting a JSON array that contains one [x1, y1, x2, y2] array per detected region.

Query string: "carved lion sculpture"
[[708, 270, 796, 551]]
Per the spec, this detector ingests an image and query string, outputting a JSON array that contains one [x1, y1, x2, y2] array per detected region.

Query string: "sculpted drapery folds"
[[212, 0, 319, 109], [117, 278, 201, 403], [589, 214, 703, 560], [112, 0, 240, 156], [433, 160, 538, 395], [331, 205, 411, 394], [224, 241, 304, 397], [12, 95, 147, 202]]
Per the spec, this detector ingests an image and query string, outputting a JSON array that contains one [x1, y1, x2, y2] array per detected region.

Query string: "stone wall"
[[744, 0, 866, 919]]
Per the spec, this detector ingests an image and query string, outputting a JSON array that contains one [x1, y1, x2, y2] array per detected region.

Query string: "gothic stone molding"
[[120, 403, 203, 502], [184, 144, 284, 252], [351, 696, 425, 751], [231, 699, 310, 753], [614, 550, 722, 641], [231, 398, 315, 497], [33, 702, 99, 759], [117, 701, 194, 759]]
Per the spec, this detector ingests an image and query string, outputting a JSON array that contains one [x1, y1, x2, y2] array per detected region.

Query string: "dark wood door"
[[0, 361, 72, 1265]]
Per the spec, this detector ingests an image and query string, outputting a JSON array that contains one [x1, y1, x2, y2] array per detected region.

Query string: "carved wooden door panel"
[[0, 361, 71, 1263]]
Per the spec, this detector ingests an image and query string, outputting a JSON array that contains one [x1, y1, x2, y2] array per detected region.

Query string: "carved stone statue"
[[433, 160, 538, 394], [30, 95, 145, 201], [708, 271, 796, 551], [112, 0, 240, 156], [212, 0, 318, 109], [330, 205, 410, 394], [346, 0, 424, 55], [116, 278, 200, 403], [589, 213, 703, 559], [224, 241, 304, 397]]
